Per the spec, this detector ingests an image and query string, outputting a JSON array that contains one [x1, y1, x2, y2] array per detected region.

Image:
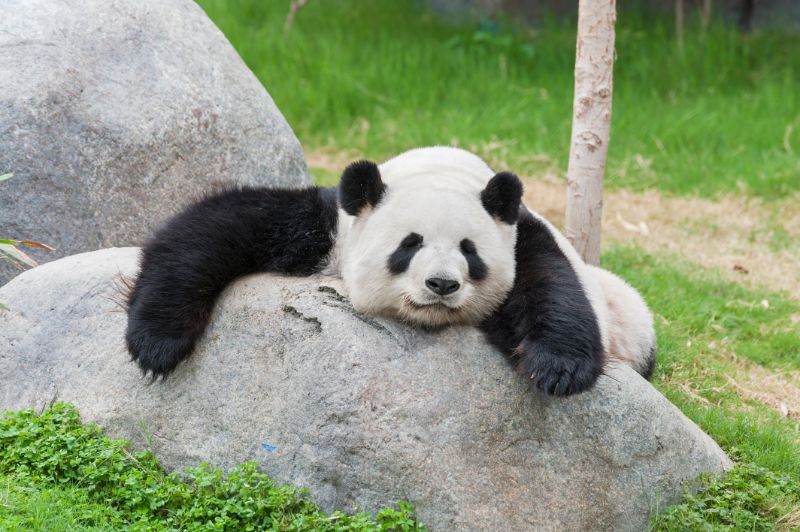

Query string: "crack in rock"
[[318, 285, 348, 303], [317, 285, 407, 349], [281, 305, 322, 333]]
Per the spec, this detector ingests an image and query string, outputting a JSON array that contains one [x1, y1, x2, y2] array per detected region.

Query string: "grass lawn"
[[197, 0, 800, 200], [606, 247, 800, 527]]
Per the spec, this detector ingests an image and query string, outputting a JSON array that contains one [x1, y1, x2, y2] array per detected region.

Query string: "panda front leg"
[[125, 186, 339, 376], [480, 210, 605, 396]]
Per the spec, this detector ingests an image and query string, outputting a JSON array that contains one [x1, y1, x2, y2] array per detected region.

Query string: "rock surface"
[[0, 0, 310, 284], [0, 248, 732, 531]]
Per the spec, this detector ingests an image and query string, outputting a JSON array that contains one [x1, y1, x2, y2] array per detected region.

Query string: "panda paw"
[[516, 339, 603, 396], [125, 325, 197, 378]]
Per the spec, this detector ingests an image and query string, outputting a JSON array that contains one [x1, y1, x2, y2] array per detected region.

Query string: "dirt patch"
[[307, 149, 800, 300], [727, 361, 800, 422], [521, 177, 800, 300], [306, 149, 360, 173], [663, 345, 800, 424], [778, 508, 800, 532]]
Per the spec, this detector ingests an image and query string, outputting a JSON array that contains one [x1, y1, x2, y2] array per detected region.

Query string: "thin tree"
[[701, 0, 713, 32], [564, 0, 616, 266], [284, 0, 309, 36]]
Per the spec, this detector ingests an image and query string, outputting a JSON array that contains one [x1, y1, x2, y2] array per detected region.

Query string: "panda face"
[[341, 186, 518, 328]]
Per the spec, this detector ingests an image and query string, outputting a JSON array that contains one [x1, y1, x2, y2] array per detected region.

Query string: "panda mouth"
[[402, 295, 460, 312], [398, 294, 491, 327]]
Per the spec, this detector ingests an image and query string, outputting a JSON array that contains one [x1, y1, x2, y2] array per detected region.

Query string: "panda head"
[[338, 156, 522, 328]]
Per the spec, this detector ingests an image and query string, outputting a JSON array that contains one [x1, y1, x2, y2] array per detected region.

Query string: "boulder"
[[0, 0, 310, 285], [0, 248, 732, 531]]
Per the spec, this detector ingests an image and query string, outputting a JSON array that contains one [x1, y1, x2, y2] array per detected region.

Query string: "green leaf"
[[0, 239, 53, 251], [0, 173, 11, 183], [0, 243, 39, 268], [0, 302, 7, 311]]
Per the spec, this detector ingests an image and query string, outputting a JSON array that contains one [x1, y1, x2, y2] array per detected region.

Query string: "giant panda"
[[126, 146, 655, 396]]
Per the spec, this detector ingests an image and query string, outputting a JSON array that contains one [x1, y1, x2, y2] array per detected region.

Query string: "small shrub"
[[651, 463, 800, 531]]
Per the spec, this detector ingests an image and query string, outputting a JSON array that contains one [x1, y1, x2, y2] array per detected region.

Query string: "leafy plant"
[[0, 239, 52, 269], [0, 173, 53, 272], [0, 403, 427, 531], [651, 463, 800, 531]]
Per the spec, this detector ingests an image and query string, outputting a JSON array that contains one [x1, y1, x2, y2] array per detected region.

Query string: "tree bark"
[[284, 0, 309, 36], [701, 0, 713, 32], [564, 0, 616, 266]]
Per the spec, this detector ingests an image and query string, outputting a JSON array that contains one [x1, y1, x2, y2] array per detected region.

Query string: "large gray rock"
[[0, 248, 732, 531], [0, 0, 310, 284]]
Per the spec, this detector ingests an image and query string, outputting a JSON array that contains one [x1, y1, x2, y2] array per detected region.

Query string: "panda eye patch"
[[460, 238, 488, 281], [460, 239, 477, 255], [388, 232, 423, 274], [400, 233, 423, 249]]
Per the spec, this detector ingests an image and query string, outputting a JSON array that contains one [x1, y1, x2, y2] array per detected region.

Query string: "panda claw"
[[518, 339, 602, 396], [125, 325, 197, 378]]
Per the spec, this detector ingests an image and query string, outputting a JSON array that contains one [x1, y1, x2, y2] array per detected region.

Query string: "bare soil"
[[522, 176, 800, 301]]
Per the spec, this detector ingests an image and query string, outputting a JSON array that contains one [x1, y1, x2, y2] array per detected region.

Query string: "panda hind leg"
[[589, 265, 657, 380]]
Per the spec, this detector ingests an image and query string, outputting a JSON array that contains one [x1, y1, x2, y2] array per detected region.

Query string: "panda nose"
[[426, 277, 461, 296]]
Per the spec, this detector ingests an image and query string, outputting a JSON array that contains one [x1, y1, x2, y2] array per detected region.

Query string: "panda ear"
[[481, 171, 523, 225], [339, 160, 386, 216]]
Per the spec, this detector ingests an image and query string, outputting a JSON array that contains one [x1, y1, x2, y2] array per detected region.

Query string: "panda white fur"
[[126, 146, 655, 395]]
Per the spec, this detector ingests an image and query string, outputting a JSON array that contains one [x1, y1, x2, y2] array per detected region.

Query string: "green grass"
[[196, 0, 799, 199], [602, 246, 800, 529], [606, 247, 800, 373], [649, 463, 800, 531], [604, 247, 800, 470], [1, 476, 129, 531], [0, 404, 426, 531]]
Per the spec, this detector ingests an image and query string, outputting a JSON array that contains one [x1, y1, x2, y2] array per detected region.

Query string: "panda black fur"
[[126, 147, 656, 395]]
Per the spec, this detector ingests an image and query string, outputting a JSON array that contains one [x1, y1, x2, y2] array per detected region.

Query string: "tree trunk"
[[564, 0, 616, 266], [675, 0, 685, 51], [284, 0, 309, 35], [701, 0, 712, 32]]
